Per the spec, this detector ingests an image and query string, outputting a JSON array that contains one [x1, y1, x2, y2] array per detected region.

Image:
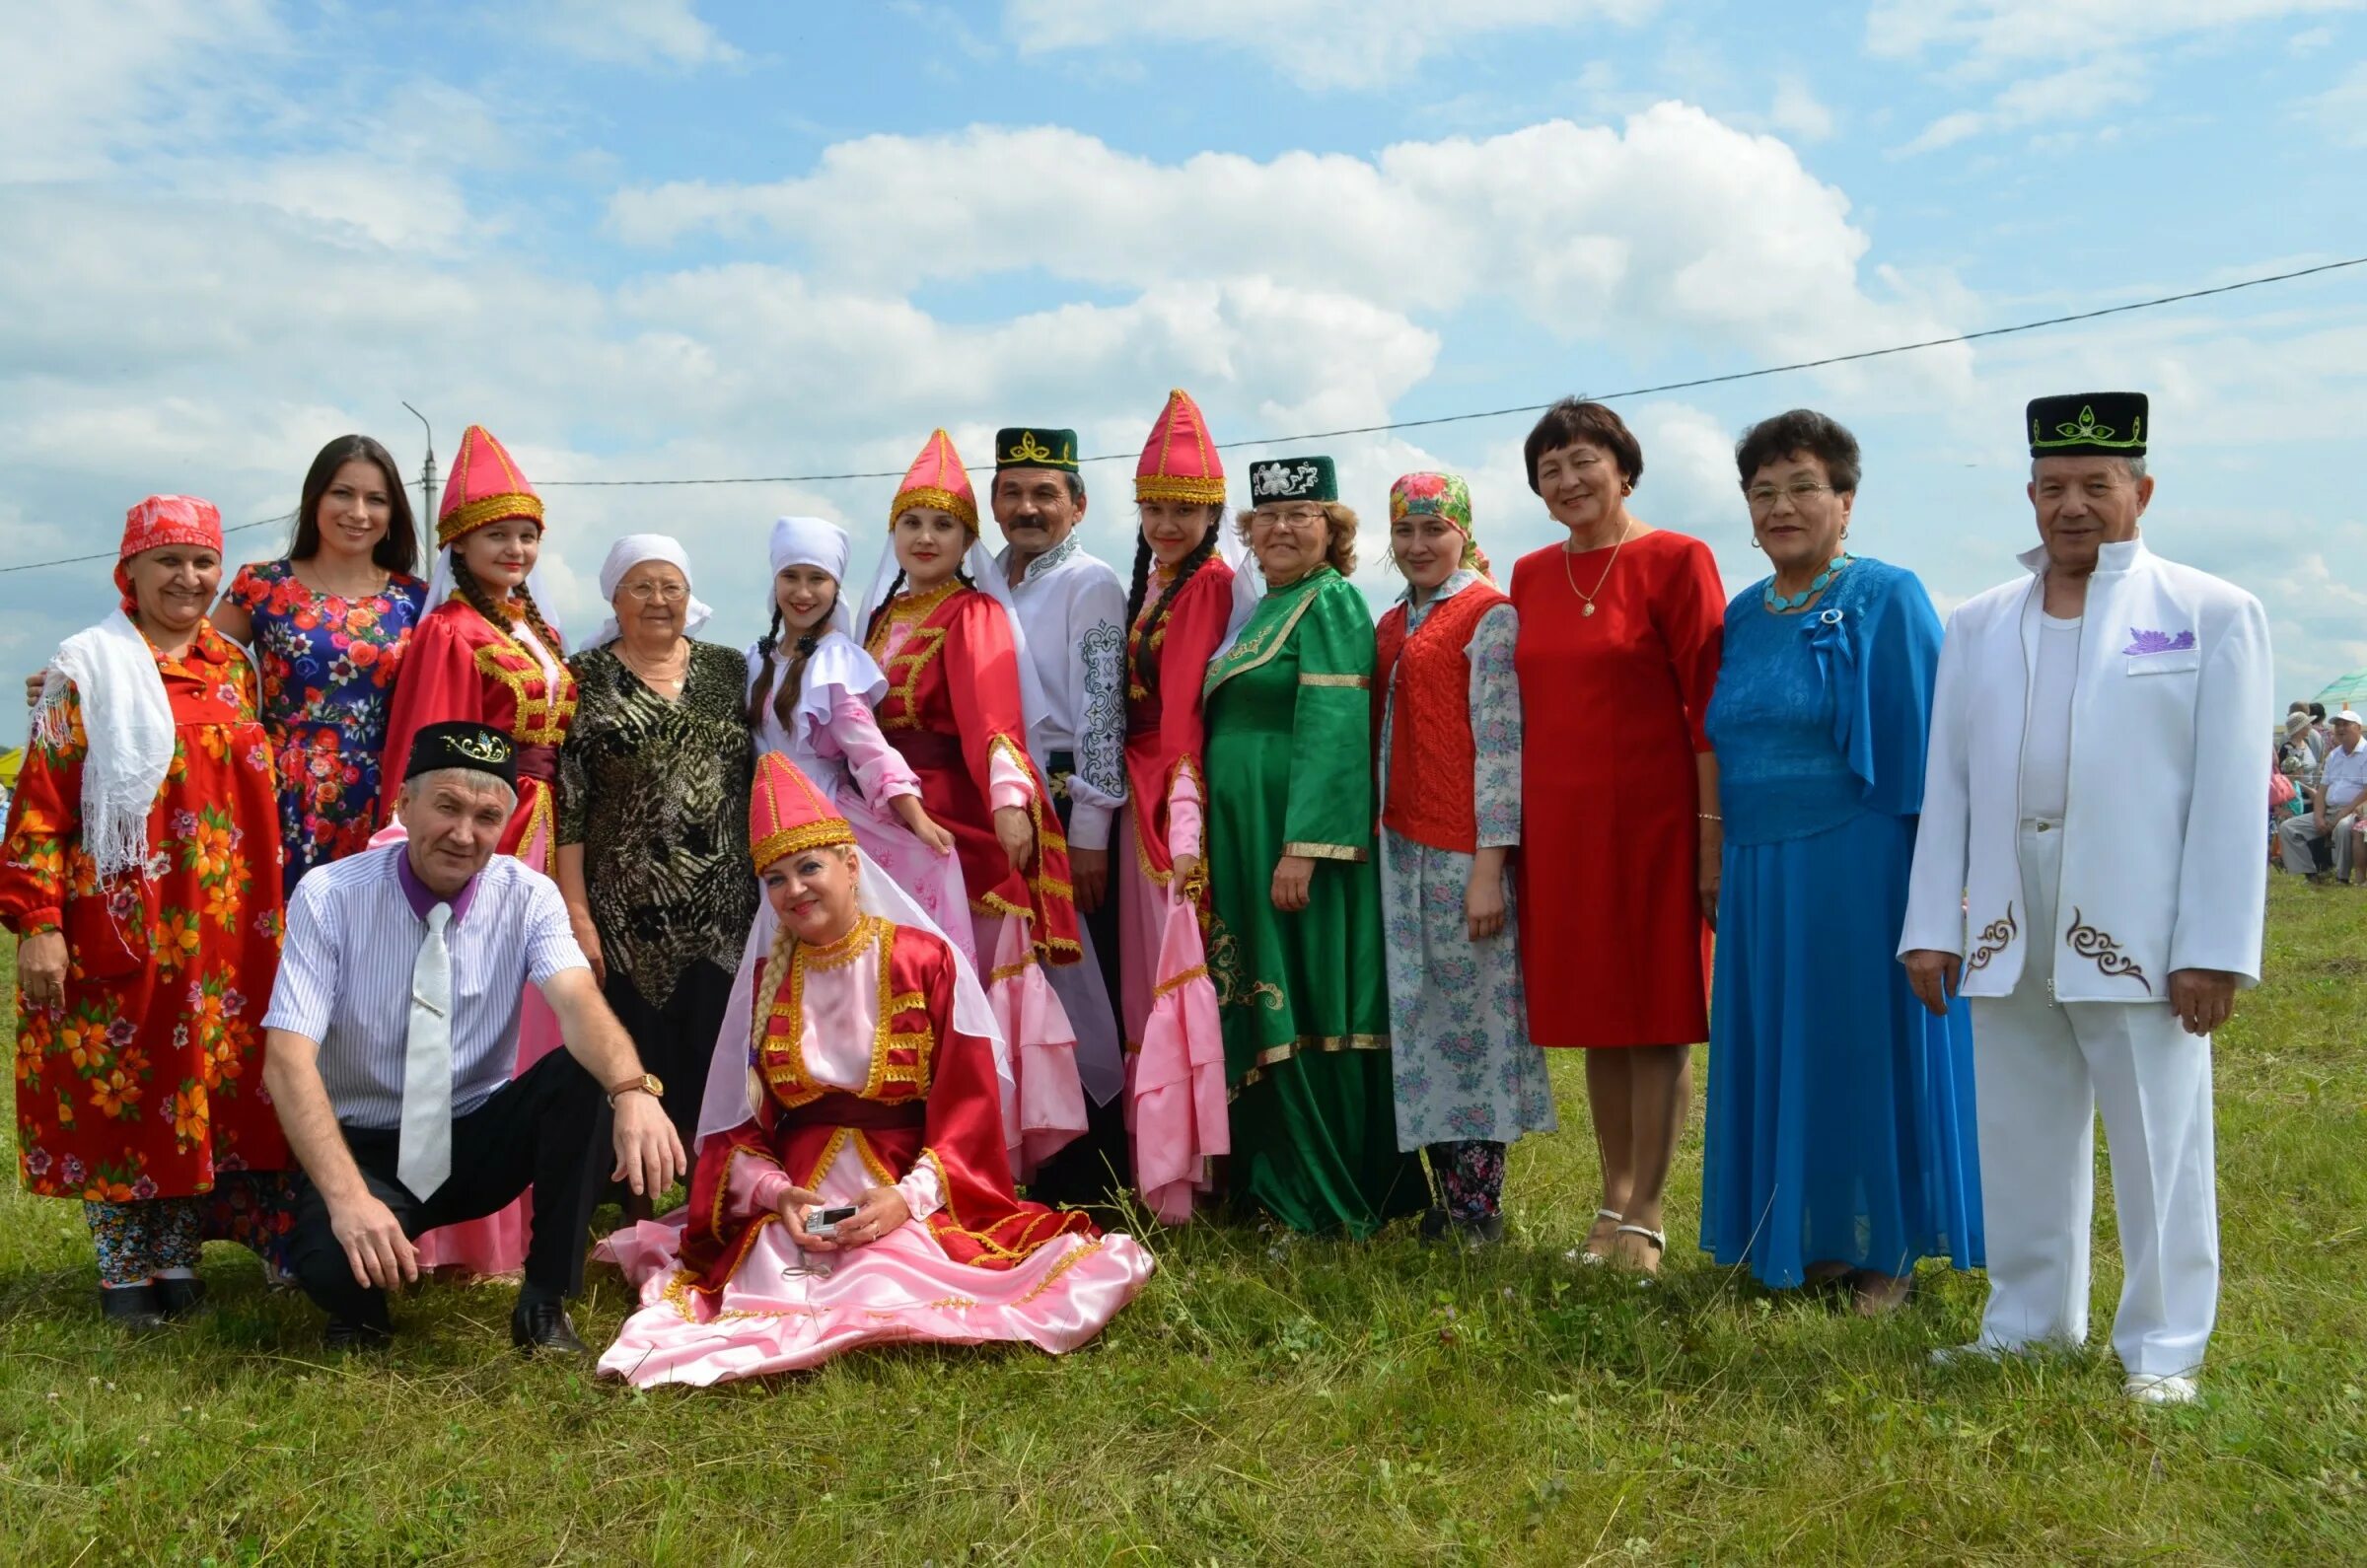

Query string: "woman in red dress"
[[1508, 399, 1724, 1275], [375, 423, 579, 1275], [2, 497, 293, 1324], [861, 429, 1086, 1179]]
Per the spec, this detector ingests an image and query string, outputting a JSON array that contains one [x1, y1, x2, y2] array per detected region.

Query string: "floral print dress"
[[1376, 573, 1557, 1175], [0, 624, 294, 1280], [226, 561, 427, 893]]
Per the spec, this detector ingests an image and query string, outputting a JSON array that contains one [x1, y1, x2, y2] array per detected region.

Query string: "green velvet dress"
[[1202, 566, 1425, 1236]]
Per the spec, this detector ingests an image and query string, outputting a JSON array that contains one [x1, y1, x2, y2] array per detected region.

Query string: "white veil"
[[857, 531, 1052, 728]]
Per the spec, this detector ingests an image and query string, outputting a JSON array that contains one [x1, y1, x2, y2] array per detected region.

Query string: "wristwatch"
[[607, 1072, 665, 1107]]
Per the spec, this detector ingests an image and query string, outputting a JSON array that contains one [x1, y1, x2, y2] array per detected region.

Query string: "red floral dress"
[[0, 624, 292, 1210]]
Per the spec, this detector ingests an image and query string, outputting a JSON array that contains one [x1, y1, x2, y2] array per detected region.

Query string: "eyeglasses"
[[622, 581, 689, 603], [1745, 480, 1836, 511], [1255, 506, 1328, 531]]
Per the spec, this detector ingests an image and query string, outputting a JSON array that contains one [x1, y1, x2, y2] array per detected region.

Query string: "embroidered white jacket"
[[1900, 538, 2272, 1001]]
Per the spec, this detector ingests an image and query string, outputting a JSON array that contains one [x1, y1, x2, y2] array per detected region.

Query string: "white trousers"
[[1966, 822, 2219, 1379]]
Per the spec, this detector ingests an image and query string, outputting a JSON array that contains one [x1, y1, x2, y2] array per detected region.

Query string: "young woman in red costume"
[[595, 751, 1151, 1385], [1115, 391, 1237, 1224], [374, 423, 579, 1276], [860, 430, 1086, 1180]]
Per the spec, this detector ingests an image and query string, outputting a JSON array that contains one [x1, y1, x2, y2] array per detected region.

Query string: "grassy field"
[[0, 878, 2362, 1564]]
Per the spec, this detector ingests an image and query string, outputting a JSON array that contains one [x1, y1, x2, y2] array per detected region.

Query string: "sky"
[[3, 0, 2364, 743]]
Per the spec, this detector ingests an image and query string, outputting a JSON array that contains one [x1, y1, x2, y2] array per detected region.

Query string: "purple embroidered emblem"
[[2123, 627, 2195, 656]]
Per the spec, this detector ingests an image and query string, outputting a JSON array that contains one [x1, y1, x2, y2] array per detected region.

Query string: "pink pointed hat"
[[436, 423, 544, 547], [890, 428, 979, 533]]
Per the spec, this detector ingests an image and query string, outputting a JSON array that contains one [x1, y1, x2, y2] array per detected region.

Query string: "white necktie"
[[397, 902, 454, 1202]]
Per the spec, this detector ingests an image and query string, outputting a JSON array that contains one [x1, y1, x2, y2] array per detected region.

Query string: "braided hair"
[[1123, 507, 1223, 700], [748, 601, 828, 735], [451, 553, 566, 663], [859, 551, 978, 649]]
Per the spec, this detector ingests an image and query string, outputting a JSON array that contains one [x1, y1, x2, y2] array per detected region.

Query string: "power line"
[[4, 252, 2360, 573]]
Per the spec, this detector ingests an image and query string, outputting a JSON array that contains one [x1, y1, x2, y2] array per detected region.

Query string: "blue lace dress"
[[1698, 557, 1983, 1287]]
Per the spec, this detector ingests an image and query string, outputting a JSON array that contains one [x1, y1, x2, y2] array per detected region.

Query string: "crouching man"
[[261, 722, 684, 1351]]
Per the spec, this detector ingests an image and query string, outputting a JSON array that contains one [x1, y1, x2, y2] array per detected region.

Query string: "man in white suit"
[[1901, 392, 2271, 1406]]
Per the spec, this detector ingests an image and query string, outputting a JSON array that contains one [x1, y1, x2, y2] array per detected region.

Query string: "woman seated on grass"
[[595, 751, 1153, 1387]]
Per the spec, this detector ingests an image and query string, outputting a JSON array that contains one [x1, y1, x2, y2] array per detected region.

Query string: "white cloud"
[[1768, 76, 1835, 142], [1000, 0, 1659, 90], [2303, 60, 2367, 145], [1895, 56, 2150, 154], [610, 107, 1968, 381], [0, 0, 279, 180], [537, 0, 741, 68]]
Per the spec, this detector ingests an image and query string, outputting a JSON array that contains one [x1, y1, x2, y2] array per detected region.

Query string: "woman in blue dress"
[[216, 434, 428, 892], [1699, 409, 1981, 1314]]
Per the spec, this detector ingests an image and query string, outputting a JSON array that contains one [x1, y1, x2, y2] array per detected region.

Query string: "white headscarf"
[[749, 516, 888, 760], [1209, 526, 1266, 665], [766, 516, 858, 643], [857, 530, 1052, 729], [591, 533, 714, 648]]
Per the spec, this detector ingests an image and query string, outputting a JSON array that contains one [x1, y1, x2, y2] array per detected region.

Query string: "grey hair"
[[400, 767, 519, 816], [2031, 456, 2147, 482]]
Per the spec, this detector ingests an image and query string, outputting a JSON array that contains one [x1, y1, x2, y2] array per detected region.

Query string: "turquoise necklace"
[[1764, 553, 1852, 612]]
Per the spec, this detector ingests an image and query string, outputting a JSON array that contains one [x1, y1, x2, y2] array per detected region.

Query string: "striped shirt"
[[263, 844, 588, 1130]]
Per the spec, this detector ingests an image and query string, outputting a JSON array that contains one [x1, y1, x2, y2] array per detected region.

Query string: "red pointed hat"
[[436, 423, 544, 547], [1135, 388, 1225, 506], [750, 750, 856, 870], [890, 428, 978, 533]]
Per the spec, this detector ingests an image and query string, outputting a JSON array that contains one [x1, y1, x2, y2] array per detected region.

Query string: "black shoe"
[[1418, 1208, 1451, 1244], [100, 1284, 168, 1328], [511, 1295, 588, 1356], [1456, 1213, 1507, 1247], [154, 1276, 208, 1319], [323, 1313, 394, 1351]]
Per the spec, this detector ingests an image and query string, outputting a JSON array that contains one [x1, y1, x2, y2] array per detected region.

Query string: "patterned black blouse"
[[557, 639, 758, 1007]]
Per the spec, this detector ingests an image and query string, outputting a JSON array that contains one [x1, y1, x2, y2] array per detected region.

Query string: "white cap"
[[2339, 710, 2365, 726]]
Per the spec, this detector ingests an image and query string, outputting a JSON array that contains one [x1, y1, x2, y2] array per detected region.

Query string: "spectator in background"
[[2278, 710, 2367, 884]]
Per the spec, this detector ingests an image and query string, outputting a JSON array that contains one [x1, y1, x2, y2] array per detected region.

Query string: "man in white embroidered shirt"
[[990, 423, 1129, 1205], [1901, 392, 2271, 1407], [2277, 709, 2367, 881], [262, 722, 684, 1352]]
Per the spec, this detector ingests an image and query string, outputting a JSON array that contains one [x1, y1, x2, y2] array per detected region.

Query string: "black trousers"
[[1027, 755, 1133, 1207], [604, 959, 736, 1150], [286, 1048, 607, 1326]]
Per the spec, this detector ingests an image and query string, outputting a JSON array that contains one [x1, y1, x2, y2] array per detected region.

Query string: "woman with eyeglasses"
[[1697, 408, 1981, 1313], [1200, 456, 1425, 1237], [553, 535, 758, 1185]]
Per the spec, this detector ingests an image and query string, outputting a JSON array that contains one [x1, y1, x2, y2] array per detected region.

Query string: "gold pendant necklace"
[[1560, 521, 1634, 616]]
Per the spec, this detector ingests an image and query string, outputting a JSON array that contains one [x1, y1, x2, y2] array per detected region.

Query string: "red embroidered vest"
[[1373, 583, 1507, 854]]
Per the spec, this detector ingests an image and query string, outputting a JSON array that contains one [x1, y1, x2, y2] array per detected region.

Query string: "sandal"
[[1578, 1208, 1623, 1266], [1611, 1224, 1666, 1277]]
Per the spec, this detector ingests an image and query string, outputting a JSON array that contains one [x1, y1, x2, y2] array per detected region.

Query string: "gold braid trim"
[[752, 819, 857, 869], [890, 486, 977, 532], [1229, 1033, 1390, 1102], [1153, 963, 1209, 1000], [1297, 672, 1368, 688], [1282, 841, 1367, 863], [436, 491, 544, 545], [1135, 475, 1227, 506]]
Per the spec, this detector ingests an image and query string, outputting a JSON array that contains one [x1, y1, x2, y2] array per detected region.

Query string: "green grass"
[[3, 879, 2364, 1564]]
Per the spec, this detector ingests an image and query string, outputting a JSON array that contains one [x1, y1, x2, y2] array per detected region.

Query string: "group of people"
[[2, 386, 2270, 1405], [2274, 700, 2367, 883]]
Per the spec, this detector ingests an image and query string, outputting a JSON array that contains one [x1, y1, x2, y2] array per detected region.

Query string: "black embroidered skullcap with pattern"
[[402, 721, 519, 792], [2027, 392, 2147, 459]]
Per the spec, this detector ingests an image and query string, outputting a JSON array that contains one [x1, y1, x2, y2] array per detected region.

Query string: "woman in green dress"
[[1202, 456, 1425, 1237]]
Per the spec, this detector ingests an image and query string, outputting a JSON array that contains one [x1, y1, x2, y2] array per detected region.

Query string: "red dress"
[[0, 625, 290, 1200], [1509, 529, 1723, 1047]]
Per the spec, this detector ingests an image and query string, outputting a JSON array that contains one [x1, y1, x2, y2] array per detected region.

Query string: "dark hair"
[[859, 563, 977, 647], [1123, 507, 1224, 700], [748, 580, 837, 734], [992, 470, 1087, 507], [1233, 501, 1359, 576], [1735, 408, 1862, 493], [2311, 702, 2330, 722], [289, 434, 418, 576], [449, 551, 564, 664], [1523, 398, 1643, 493]]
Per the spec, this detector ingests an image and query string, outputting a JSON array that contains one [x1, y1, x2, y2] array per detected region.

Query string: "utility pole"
[[402, 401, 436, 528]]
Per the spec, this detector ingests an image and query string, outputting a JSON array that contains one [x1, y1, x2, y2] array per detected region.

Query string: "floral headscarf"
[[1389, 471, 1489, 577]]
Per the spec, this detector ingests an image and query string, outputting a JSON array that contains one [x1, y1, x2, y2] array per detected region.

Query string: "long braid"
[[1121, 532, 1155, 636], [861, 568, 907, 648], [451, 554, 567, 663], [775, 629, 819, 735], [1135, 519, 1220, 700], [747, 606, 785, 730], [748, 911, 800, 1083], [507, 582, 568, 665]]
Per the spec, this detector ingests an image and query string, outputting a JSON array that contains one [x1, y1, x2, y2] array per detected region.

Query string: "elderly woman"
[[863, 430, 1087, 1178], [1117, 390, 1237, 1224], [1375, 473, 1556, 1246], [217, 435, 429, 892], [0, 497, 293, 1324], [554, 535, 758, 1168], [1697, 409, 1982, 1312], [595, 752, 1153, 1385], [1508, 399, 1724, 1275], [1202, 456, 1425, 1237], [375, 423, 577, 1275]]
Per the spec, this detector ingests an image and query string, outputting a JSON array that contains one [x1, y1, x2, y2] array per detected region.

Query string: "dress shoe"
[[99, 1284, 167, 1329], [2124, 1373, 2200, 1406], [154, 1276, 208, 1319], [324, 1311, 394, 1351], [511, 1295, 589, 1356], [1417, 1208, 1451, 1244]]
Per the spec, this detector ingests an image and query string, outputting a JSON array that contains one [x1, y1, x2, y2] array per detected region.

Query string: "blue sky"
[[4, 0, 2365, 743]]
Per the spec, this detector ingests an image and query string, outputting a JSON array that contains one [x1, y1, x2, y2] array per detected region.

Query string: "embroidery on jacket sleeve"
[[2066, 908, 2152, 993], [1965, 902, 2017, 972], [1076, 619, 1127, 803]]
